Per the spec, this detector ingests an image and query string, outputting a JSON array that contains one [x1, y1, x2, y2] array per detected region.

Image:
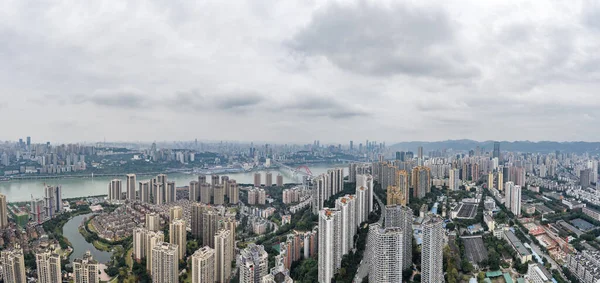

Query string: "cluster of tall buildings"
[[317, 176, 375, 283], [371, 161, 431, 201], [107, 173, 240, 206], [311, 168, 345, 213], [252, 172, 284, 187], [248, 188, 266, 205]]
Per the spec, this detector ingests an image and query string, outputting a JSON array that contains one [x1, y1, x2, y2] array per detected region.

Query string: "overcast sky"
[[1, 0, 600, 144]]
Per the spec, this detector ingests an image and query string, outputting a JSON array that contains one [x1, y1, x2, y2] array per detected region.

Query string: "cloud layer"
[[1, 0, 600, 143]]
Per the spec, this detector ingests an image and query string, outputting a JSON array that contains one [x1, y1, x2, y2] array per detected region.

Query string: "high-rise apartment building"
[[449, 168, 460, 191], [356, 174, 374, 213], [356, 185, 368, 225], [0, 193, 8, 229], [200, 183, 211, 204], [211, 175, 220, 188], [266, 172, 273, 187], [488, 172, 494, 190], [239, 244, 269, 283], [498, 171, 504, 191], [385, 205, 413, 270], [167, 181, 176, 203], [191, 246, 215, 283], [108, 179, 122, 201], [418, 146, 424, 160], [254, 173, 261, 187], [170, 206, 183, 222], [421, 216, 444, 283], [335, 195, 356, 255], [328, 168, 344, 196], [73, 252, 100, 283], [368, 223, 403, 283], [191, 203, 205, 239], [139, 181, 150, 203], [412, 166, 431, 199], [213, 184, 225, 205], [151, 242, 179, 283], [318, 209, 341, 283], [44, 185, 63, 218], [126, 174, 136, 200], [1, 246, 26, 283], [215, 230, 232, 283], [581, 168, 591, 188], [276, 174, 283, 187], [36, 250, 61, 283], [228, 180, 239, 204], [146, 213, 161, 232], [189, 180, 200, 202], [169, 219, 187, 260]]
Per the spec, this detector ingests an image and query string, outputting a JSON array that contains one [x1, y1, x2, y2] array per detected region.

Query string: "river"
[[63, 213, 112, 264], [0, 164, 346, 201]]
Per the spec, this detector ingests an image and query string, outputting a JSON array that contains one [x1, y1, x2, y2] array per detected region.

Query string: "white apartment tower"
[[421, 216, 444, 283], [368, 223, 404, 283]]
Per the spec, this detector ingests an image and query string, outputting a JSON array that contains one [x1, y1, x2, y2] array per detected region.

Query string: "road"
[[353, 192, 385, 282]]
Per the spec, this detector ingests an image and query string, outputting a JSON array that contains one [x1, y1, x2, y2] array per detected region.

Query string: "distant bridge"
[[273, 161, 313, 177]]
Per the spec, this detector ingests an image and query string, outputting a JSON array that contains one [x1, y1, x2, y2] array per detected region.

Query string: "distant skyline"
[[2, 1, 600, 142]]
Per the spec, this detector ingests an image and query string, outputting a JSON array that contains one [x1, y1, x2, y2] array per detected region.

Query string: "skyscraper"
[[36, 249, 61, 283], [126, 174, 136, 200], [276, 174, 283, 187], [0, 193, 8, 229], [189, 180, 200, 202], [191, 246, 215, 283], [191, 203, 205, 239], [368, 223, 403, 283], [335, 195, 356, 255], [239, 244, 269, 283], [228, 180, 239, 204], [169, 219, 187, 260], [145, 230, 165, 273], [385, 205, 413, 270], [108, 179, 122, 201], [44, 185, 63, 218], [412, 166, 431, 199], [213, 184, 225, 205], [449, 168, 460, 191], [488, 172, 494, 190], [215, 230, 232, 283], [266, 172, 273, 187], [581, 169, 591, 188], [73, 252, 100, 283], [151, 242, 179, 283], [356, 174, 374, 213], [139, 181, 150, 203], [200, 183, 211, 204], [167, 181, 176, 203], [493, 142, 500, 159], [498, 171, 504, 191], [254, 173, 261, 187], [170, 206, 183, 222], [318, 209, 341, 283], [418, 146, 424, 160], [1, 246, 26, 283], [421, 216, 444, 283], [146, 213, 161, 232]]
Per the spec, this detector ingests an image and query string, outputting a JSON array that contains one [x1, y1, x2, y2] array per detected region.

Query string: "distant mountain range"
[[389, 139, 600, 153]]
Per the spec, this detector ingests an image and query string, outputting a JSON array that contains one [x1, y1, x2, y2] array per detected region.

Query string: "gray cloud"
[[288, 2, 479, 79], [73, 89, 148, 108], [214, 92, 265, 110]]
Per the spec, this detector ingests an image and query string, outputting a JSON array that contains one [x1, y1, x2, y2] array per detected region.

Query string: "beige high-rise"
[[191, 203, 206, 239], [146, 213, 161, 232], [145, 231, 165, 273], [108, 179, 122, 201], [1, 246, 26, 283], [170, 206, 183, 222], [73, 251, 100, 283], [228, 180, 239, 204], [170, 219, 187, 260], [126, 174, 136, 200], [213, 184, 225, 205], [214, 230, 232, 283], [36, 250, 61, 283], [0, 193, 8, 229], [191, 246, 215, 283]]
